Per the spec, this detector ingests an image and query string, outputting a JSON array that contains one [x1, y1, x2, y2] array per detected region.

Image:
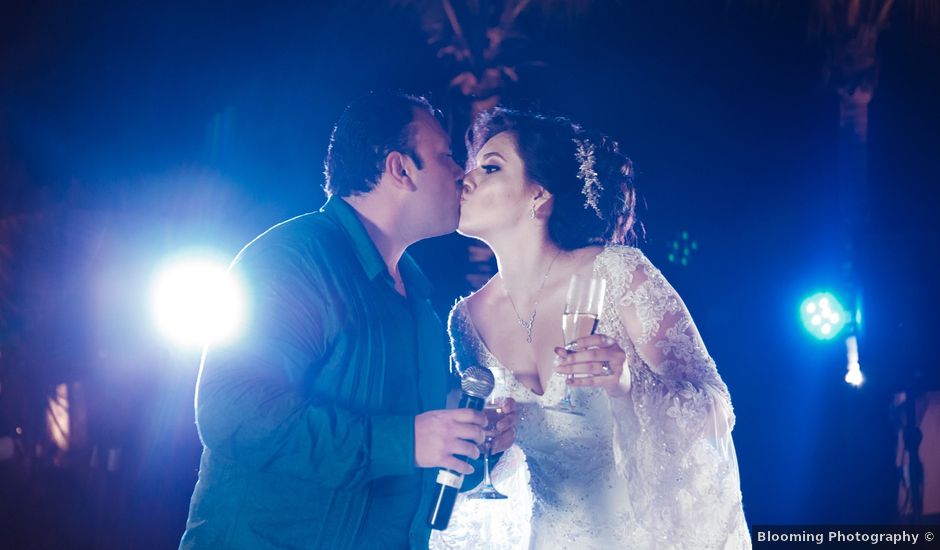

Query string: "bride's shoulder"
[[460, 275, 501, 309], [448, 275, 499, 328], [596, 244, 652, 271]]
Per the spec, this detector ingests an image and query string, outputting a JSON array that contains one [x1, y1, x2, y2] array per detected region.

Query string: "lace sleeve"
[[599, 247, 748, 546], [607, 248, 734, 445]]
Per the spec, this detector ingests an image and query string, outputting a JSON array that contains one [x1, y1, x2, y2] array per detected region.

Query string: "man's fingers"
[[442, 456, 475, 476], [452, 439, 481, 461], [453, 423, 486, 445], [451, 408, 487, 426]]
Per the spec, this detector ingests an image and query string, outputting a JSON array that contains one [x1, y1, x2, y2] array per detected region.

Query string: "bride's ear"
[[532, 187, 554, 218], [536, 187, 554, 204]]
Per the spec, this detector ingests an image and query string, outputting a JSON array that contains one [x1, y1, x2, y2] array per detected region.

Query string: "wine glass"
[[545, 273, 607, 416], [466, 394, 509, 500]]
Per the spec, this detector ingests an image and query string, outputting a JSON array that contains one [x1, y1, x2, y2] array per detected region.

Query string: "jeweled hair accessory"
[[573, 138, 603, 217]]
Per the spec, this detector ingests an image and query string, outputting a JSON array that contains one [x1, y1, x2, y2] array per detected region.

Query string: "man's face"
[[405, 109, 463, 237]]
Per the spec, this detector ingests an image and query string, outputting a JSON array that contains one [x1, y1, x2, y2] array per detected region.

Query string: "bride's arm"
[[598, 250, 747, 549], [615, 251, 734, 441]]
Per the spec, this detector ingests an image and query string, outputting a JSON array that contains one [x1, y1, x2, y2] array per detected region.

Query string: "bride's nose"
[[462, 172, 477, 194]]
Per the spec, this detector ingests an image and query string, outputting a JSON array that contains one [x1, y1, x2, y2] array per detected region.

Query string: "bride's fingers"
[[559, 363, 619, 377], [566, 334, 616, 350], [494, 411, 519, 434], [554, 362, 607, 375], [567, 375, 605, 387], [554, 347, 625, 369], [490, 427, 516, 454]]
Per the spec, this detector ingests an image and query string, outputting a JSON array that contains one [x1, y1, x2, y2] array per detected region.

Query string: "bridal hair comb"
[[573, 138, 603, 217]]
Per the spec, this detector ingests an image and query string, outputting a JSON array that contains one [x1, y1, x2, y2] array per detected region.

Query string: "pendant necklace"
[[503, 250, 563, 344]]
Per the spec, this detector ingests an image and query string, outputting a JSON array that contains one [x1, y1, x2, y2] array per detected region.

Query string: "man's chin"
[[429, 216, 460, 238]]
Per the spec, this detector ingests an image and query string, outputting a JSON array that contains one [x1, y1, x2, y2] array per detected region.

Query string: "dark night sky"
[[2, 1, 939, 543]]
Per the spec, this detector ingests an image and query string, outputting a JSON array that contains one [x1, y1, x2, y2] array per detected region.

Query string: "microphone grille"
[[460, 366, 495, 399]]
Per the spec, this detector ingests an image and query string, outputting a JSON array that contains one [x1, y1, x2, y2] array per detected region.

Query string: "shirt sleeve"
[[194, 238, 415, 488]]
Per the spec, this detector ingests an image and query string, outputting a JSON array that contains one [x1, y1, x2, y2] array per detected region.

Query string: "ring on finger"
[[600, 361, 612, 376]]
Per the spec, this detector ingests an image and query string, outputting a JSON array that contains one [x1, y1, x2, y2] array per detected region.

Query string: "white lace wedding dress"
[[429, 246, 750, 549]]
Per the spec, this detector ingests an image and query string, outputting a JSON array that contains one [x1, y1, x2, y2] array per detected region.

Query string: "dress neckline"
[[457, 247, 610, 399]]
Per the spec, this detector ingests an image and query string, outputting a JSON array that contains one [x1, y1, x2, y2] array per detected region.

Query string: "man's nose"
[[451, 161, 464, 180]]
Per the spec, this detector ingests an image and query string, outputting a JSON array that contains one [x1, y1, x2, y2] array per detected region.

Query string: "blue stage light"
[[800, 292, 849, 340]]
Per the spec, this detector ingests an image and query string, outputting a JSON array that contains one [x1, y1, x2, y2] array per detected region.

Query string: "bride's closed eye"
[[482, 165, 500, 174]]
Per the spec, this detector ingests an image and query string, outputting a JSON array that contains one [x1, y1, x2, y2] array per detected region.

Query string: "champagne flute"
[[466, 395, 508, 500], [545, 273, 607, 416]]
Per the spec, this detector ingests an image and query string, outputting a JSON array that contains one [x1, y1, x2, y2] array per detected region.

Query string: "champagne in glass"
[[467, 396, 508, 500], [546, 274, 606, 415], [562, 311, 599, 346]]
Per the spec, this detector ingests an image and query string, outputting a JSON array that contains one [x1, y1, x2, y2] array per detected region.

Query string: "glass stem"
[[562, 374, 574, 406], [561, 343, 576, 408], [482, 440, 493, 487]]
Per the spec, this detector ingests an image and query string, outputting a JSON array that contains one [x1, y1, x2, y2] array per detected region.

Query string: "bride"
[[430, 108, 750, 549]]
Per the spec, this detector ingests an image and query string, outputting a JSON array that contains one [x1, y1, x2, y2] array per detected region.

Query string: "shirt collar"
[[321, 196, 432, 299]]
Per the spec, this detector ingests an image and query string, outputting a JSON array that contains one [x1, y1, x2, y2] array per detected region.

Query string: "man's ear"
[[385, 152, 416, 191]]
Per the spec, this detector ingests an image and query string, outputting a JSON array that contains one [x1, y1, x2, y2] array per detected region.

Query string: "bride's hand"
[[553, 334, 631, 397]]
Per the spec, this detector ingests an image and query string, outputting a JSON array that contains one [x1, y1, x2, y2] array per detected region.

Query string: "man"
[[180, 92, 515, 549]]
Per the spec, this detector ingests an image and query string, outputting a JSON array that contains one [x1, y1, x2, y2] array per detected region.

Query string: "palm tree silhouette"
[[393, 0, 600, 287]]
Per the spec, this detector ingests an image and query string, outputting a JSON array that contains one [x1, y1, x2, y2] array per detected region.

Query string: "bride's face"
[[458, 131, 536, 240]]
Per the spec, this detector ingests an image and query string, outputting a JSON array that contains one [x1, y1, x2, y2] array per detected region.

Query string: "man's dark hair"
[[324, 92, 438, 197]]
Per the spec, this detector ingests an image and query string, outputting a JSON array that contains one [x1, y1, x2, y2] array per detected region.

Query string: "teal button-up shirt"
[[180, 197, 451, 549]]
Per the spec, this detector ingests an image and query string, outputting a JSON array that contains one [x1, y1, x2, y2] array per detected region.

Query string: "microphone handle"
[[427, 393, 486, 530]]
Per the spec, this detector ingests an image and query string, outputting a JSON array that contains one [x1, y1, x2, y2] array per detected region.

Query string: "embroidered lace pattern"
[[430, 246, 750, 550]]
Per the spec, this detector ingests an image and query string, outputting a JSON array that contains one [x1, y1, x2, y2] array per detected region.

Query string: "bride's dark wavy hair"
[[467, 107, 639, 250]]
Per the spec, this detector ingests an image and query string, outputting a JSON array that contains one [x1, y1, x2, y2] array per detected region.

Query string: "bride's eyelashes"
[[482, 165, 500, 174]]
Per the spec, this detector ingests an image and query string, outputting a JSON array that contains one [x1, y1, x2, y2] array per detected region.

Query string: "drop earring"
[[530, 202, 538, 219]]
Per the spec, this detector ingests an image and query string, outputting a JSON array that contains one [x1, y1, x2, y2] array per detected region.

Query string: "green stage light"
[[667, 231, 698, 267], [800, 292, 849, 340]]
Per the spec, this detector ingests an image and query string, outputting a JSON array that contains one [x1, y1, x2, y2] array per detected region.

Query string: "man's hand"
[[415, 409, 487, 475], [488, 397, 519, 455]]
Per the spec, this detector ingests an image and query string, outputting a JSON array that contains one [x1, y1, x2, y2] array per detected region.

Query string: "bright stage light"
[[800, 291, 848, 340], [151, 256, 245, 348], [845, 367, 864, 387], [844, 335, 864, 387]]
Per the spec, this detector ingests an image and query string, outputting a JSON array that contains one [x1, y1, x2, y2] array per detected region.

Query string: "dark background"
[[2, 1, 939, 548]]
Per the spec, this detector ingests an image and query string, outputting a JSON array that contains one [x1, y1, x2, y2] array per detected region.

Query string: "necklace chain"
[[503, 250, 563, 344]]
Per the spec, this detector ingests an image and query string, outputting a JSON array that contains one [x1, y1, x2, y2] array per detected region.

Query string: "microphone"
[[427, 365, 494, 531]]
